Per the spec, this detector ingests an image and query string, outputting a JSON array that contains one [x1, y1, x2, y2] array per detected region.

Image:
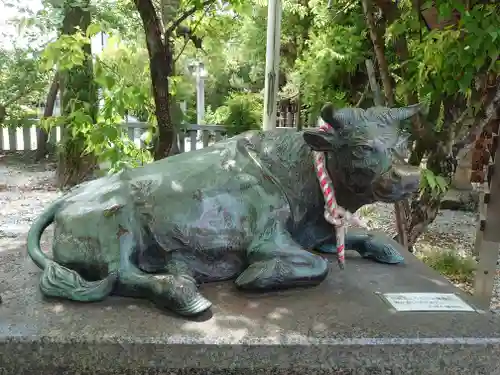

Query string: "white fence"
[[0, 122, 228, 154]]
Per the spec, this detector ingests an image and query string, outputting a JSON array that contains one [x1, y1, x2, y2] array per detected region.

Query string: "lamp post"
[[188, 61, 208, 125], [262, 0, 282, 131], [91, 31, 108, 113]]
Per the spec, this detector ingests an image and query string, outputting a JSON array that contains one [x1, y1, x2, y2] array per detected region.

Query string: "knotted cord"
[[313, 122, 367, 269]]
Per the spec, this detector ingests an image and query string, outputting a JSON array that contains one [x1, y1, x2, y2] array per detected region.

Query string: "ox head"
[[303, 103, 421, 208]]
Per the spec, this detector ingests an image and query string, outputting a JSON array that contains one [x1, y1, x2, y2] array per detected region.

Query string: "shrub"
[[205, 92, 263, 136], [419, 249, 476, 284]]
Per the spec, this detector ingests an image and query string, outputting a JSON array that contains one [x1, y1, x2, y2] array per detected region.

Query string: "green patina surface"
[[27, 103, 422, 317]]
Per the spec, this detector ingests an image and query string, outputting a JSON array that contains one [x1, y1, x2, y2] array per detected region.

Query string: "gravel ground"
[[0, 155, 60, 254], [1, 153, 499, 310], [357, 202, 477, 257]]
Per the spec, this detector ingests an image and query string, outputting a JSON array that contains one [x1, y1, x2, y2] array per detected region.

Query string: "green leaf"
[[438, 4, 453, 20], [444, 79, 457, 94], [104, 75, 116, 90], [458, 70, 473, 92], [423, 169, 437, 192], [474, 55, 485, 69], [101, 125, 120, 141], [86, 23, 102, 38], [90, 131, 105, 145], [435, 176, 448, 193]]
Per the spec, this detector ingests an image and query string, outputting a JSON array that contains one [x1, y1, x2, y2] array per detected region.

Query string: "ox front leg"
[[235, 221, 329, 291], [116, 232, 212, 317], [342, 228, 404, 264]]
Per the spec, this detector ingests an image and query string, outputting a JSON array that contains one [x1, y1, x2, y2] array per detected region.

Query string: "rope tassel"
[[312, 123, 367, 269]]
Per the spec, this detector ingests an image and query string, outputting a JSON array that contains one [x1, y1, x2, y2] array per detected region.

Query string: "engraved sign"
[[382, 293, 475, 312]]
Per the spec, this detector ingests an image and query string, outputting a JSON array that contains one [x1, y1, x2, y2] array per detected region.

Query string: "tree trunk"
[[362, 3, 409, 249], [35, 73, 59, 161], [407, 95, 456, 248], [408, 151, 456, 247], [372, 0, 450, 250], [135, 0, 175, 160], [373, 0, 424, 138], [56, 1, 98, 188], [361, 0, 395, 106], [372, 0, 498, 249], [454, 77, 500, 155]]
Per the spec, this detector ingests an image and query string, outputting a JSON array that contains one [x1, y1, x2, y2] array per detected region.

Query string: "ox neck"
[[313, 121, 341, 220], [320, 178, 371, 213], [313, 123, 372, 214]]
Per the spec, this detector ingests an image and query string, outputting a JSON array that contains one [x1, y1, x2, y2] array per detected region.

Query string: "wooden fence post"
[[474, 133, 500, 307]]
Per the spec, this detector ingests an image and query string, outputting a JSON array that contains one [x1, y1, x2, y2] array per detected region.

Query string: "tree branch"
[[355, 83, 370, 107], [453, 78, 500, 154], [173, 10, 207, 62], [35, 72, 60, 161], [362, 0, 395, 106], [3, 87, 34, 108], [373, 0, 424, 136], [166, 0, 216, 34]]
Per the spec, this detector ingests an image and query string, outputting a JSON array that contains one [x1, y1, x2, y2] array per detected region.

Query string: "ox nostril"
[[406, 179, 419, 189], [392, 166, 421, 192], [392, 169, 403, 182]]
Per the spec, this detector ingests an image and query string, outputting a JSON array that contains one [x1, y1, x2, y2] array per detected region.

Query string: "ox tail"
[[27, 198, 116, 302]]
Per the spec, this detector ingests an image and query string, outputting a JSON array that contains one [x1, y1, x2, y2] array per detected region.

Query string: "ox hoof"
[[235, 255, 328, 290], [317, 242, 404, 265], [317, 243, 338, 254], [173, 294, 213, 317], [361, 245, 404, 264], [153, 274, 213, 317], [363, 236, 405, 264]]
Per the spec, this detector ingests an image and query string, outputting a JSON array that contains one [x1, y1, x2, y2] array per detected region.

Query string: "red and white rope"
[[313, 122, 367, 269]]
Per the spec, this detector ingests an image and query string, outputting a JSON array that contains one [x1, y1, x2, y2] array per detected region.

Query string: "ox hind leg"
[[115, 232, 212, 316], [317, 228, 405, 265], [235, 220, 329, 290]]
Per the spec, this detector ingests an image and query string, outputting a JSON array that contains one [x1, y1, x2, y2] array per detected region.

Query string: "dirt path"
[[0, 154, 60, 254]]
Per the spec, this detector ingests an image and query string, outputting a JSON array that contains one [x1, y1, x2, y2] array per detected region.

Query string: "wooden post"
[[202, 130, 209, 148], [474, 135, 500, 307], [8, 127, 16, 151], [22, 126, 31, 151], [473, 180, 489, 257], [365, 59, 383, 106], [296, 81, 303, 131], [189, 130, 197, 151]]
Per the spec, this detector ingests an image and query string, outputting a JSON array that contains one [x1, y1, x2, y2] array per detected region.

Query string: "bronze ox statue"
[[27, 103, 422, 317]]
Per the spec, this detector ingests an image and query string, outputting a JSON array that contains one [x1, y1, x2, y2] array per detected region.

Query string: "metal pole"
[[262, 0, 282, 131], [91, 32, 107, 113], [196, 63, 205, 125]]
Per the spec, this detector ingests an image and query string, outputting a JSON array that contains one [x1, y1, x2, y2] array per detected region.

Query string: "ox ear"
[[320, 102, 343, 130], [303, 130, 335, 152]]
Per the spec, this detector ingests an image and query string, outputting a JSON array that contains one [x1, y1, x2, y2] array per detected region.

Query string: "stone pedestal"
[[1, 248, 500, 374]]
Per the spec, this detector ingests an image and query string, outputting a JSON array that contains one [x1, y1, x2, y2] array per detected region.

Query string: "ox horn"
[[381, 103, 423, 123], [320, 102, 343, 130]]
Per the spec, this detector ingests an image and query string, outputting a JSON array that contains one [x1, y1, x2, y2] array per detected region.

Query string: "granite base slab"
[[1, 247, 500, 374]]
